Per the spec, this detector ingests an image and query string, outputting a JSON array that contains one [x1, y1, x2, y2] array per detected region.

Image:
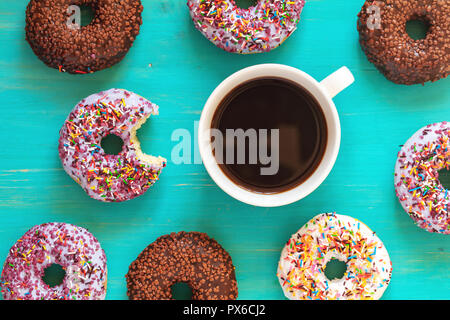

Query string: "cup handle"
[[320, 66, 355, 99]]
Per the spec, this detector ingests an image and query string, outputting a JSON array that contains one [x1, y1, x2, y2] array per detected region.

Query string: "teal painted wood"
[[0, 0, 449, 300]]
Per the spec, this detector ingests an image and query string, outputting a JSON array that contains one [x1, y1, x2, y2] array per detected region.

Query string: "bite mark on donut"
[[59, 88, 166, 202], [130, 114, 167, 168]]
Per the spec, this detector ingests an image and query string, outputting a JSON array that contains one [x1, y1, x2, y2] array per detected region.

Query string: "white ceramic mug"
[[198, 64, 354, 207]]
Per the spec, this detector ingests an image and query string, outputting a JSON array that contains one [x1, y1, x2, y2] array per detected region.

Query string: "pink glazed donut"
[[395, 122, 450, 234], [59, 88, 166, 202], [0, 223, 107, 300], [187, 0, 305, 53]]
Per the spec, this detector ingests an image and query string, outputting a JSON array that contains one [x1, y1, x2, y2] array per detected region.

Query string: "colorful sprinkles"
[[58, 89, 166, 202], [277, 213, 392, 300], [395, 122, 450, 234], [187, 0, 305, 53], [0, 223, 107, 300]]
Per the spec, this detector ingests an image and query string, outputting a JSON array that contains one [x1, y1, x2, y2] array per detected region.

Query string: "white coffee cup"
[[198, 64, 354, 207]]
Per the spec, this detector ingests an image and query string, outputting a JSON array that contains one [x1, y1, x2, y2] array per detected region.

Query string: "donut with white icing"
[[0, 222, 107, 300], [58, 88, 166, 202], [395, 122, 450, 234], [187, 0, 305, 54], [277, 213, 392, 300]]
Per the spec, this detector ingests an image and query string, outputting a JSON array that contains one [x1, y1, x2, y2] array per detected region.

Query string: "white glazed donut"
[[0, 222, 107, 300], [395, 122, 450, 234], [187, 0, 305, 54], [58, 88, 166, 202], [277, 213, 392, 300]]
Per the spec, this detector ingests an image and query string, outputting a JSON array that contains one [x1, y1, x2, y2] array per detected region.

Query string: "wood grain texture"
[[0, 0, 449, 300]]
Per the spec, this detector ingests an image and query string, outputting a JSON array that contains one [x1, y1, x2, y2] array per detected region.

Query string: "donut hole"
[[79, 4, 96, 27], [438, 169, 450, 191], [324, 259, 347, 280], [66, 4, 96, 29], [171, 282, 193, 300], [101, 134, 124, 155], [235, 0, 257, 9], [406, 17, 431, 40], [42, 264, 66, 287]]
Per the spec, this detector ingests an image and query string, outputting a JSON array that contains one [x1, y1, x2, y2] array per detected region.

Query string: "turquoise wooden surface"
[[0, 0, 449, 300]]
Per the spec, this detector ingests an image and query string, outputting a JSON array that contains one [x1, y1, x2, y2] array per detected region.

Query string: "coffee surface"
[[211, 77, 327, 193]]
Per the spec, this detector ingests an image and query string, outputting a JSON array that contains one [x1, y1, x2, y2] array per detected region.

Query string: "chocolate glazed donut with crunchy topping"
[[126, 232, 238, 300], [25, 0, 143, 74], [357, 0, 449, 85]]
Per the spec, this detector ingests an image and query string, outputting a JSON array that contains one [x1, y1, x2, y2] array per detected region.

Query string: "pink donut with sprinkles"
[[0, 222, 107, 300], [59, 88, 166, 202], [277, 213, 392, 300], [395, 122, 450, 234], [187, 0, 305, 53]]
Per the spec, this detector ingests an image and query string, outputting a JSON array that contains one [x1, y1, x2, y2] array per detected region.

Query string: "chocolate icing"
[[25, 0, 143, 74], [126, 232, 238, 300], [357, 0, 449, 85]]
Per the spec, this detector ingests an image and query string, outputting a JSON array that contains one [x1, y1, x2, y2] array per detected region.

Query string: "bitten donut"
[[25, 0, 143, 74], [0, 222, 107, 300], [277, 213, 392, 300], [126, 232, 238, 300], [187, 0, 305, 54], [58, 88, 166, 202], [357, 0, 449, 85], [395, 122, 450, 234]]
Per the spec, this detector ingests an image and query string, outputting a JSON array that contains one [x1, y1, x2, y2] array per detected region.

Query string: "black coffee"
[[211, 77, 327, 193]]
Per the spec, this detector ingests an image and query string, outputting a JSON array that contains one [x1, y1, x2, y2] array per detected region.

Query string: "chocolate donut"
[[25, 0, 143, 74], [357, 0, 449, 85], [126, 232, 238, 300]]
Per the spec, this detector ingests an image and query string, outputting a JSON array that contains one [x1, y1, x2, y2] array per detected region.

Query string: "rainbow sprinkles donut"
[[187, 0, 305, 53], [277, 213, 392, 300], [0, 222, 107, 300], [59, 88, 166, 202], [395, 122, 450, 234]]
